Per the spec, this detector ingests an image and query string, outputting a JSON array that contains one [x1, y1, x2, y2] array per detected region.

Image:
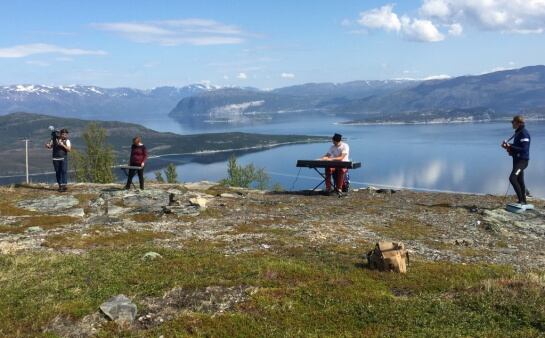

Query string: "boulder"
[[66, 208, 85, 218], [189, 197, 209, 209], [99, 295, 137, 323], [123, 189, 170, 211]]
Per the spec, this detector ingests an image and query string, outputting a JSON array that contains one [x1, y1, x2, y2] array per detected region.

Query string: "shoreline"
[[337, 117, 545, 126]]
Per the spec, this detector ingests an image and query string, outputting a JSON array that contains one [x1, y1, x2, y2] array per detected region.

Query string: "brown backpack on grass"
[[367, 241, 409, 273]]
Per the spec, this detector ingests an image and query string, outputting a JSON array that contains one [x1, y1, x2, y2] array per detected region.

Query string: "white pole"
[[25, 139, 29, 184]]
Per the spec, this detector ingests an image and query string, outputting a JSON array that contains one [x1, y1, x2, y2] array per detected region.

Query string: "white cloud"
[[401, 16, 445, 42], [281, 72, 295, 79], [358, 5, 401, 32], [0, 43, 107, 58], [448, 23, 463, 36], [420, 0, 451, 18], [356, 4, 444, 42], [223, 75, 229, 80], [354, 0, 545, 43], [92, 18, 250, 46], [237, 72, 247, 79], [420, 0, 545, 34]]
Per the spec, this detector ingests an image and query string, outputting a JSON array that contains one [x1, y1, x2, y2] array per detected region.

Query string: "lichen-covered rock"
[[123, 189, 170, 211], [482, 208, 545, 235], [162, 205, 200, 216], [17, 195, 79, 213]]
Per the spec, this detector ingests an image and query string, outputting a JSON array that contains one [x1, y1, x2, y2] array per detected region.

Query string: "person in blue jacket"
[[501, 115, 530, 206]]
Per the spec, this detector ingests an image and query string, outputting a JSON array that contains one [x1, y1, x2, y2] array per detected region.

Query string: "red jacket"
[[130, 144, 148, 166]]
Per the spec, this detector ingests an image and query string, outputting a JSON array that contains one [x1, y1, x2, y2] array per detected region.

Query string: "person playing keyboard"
[[320, 133, 350, 195]]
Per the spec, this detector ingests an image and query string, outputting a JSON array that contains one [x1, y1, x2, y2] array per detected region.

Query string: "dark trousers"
[[126, 168, 144, 189], [509, 159, 528, 204], [52, 158, 68, 186]]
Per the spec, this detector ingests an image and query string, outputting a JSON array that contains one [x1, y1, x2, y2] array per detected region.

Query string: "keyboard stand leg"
[[311, 168, 327, 191]]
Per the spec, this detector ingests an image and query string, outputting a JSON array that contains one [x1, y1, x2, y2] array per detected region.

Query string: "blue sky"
[[1, 0, 545, 88]]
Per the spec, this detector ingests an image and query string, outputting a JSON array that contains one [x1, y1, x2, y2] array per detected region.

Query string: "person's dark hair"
[[512, 115, 525, 125], [332, 133, 342, 142], [133, 136, 142, 143], [60, 128, 69, 134]]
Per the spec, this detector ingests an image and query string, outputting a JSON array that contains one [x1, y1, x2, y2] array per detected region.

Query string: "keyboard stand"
[[311, 168, 327, 191]]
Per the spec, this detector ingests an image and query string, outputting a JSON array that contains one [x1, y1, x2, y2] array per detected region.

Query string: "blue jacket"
[[510, 127, 530, 160]]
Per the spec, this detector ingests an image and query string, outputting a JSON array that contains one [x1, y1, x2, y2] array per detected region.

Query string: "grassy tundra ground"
[[0, 183, 543, 337]]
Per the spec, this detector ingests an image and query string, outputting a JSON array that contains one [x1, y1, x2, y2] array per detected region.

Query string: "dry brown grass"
[[368, 216, 437, 240], [42, 229, 173, 249], [130, 213, 161, 223]]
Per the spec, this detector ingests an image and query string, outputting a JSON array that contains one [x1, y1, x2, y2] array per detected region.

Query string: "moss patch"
[[0, 215, 78, 234], [0, 243, 542, 337]]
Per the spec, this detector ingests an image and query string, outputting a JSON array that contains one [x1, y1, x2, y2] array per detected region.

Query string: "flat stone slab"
[[183, 181, 218, 191], [123, 190, 170, 209], [163, 205, 200, 216], [483, 208, 545, 235], [17, 195, 79, 213]]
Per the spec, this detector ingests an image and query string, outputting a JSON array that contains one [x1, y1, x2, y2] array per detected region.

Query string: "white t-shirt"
[[327, 142, 350, 161]]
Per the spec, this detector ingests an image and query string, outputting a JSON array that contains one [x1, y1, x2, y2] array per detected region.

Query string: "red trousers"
[[325, 167, 347, 191]]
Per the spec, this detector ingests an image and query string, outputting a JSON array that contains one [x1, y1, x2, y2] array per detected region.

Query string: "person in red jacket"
[[125, 136, 148, 190]]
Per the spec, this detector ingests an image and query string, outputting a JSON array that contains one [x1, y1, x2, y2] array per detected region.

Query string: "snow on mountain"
[[0, 84, 219, 119]]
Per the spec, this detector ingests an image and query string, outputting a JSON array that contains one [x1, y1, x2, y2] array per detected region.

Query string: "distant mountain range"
[[0, 84, 216, 119], [2, 65, 545, 125], [170, 66, 545, 124], [168, 80, 417, 123]]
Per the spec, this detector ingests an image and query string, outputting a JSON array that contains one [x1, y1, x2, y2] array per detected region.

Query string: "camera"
[[49, 125, 60, 144]]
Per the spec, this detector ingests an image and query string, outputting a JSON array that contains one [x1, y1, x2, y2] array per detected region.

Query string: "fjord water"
[[145, 116, 545, 198]]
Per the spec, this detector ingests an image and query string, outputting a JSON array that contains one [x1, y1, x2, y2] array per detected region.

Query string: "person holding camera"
[[501, 115, 531, 207], [45, 128, 71, 192], [125, 136, 148, 190]]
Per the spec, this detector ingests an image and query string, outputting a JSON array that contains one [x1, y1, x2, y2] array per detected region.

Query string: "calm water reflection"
[[143, 117, 545, 198]]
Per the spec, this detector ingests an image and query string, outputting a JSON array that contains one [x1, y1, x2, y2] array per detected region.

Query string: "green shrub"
[[165, 163, 178, 183], [221, 155, 269, 189], [71, 123, 115, 183]]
